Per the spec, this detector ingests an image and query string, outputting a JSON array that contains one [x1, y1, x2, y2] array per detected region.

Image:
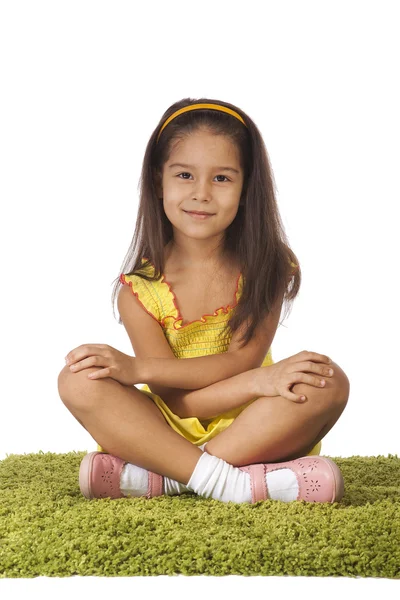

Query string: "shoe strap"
[[248, 464, 268, 502], [147, 471, 163, 498]]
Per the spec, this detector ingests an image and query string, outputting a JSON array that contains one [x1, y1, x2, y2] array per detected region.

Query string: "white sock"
[[187, 451, 299, 503], [120, 442, 209, 497], [120, 443, 300, 502]]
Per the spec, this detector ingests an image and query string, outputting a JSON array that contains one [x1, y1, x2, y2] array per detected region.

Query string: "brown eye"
[[177, 173, 230, 182]]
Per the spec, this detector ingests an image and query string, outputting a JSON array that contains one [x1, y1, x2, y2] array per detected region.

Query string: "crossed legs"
[[58, 361, 349, 485]]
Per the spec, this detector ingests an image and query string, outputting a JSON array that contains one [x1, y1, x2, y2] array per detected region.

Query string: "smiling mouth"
[[184, 211, 215, 216]]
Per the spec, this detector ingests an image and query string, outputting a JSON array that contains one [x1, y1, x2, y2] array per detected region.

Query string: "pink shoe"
[[79, 452, 164, 500], [239, 456, 344, 503]]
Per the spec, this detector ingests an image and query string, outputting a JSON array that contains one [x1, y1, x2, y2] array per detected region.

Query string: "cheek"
[[223, 201, 241, 221], [162, 200, 184, 222], [163, 184, 185, 203]]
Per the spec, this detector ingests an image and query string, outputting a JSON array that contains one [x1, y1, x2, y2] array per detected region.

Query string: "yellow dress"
[[97, 257, 321, 456]]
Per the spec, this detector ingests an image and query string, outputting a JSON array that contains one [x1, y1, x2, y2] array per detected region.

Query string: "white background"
[[1, 0, 399, 594]]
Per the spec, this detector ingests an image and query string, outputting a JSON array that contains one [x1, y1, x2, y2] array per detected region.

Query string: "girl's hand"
[[255, 350, 334, 403], [64, 344, 142, 386]]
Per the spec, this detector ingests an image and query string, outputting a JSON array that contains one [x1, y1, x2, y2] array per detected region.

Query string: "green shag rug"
[[0, 451, 399, 579]]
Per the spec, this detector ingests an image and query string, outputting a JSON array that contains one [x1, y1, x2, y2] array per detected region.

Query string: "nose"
[[193, 177, 212, 201]]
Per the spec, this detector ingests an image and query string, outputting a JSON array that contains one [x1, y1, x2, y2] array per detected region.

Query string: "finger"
[[291, 372, 326, 388], [69, 357, 100, 372], [297, 362, 331, 379], [88, 367, 111, 379], [293, 396, 307, 403], [66, 345, 105, 365], [65, 345, 89, 364], [307, 371, 327, 387], [284, 392, 307, 403], [293, 351, 330, 366], [308, 362, 334, 377], [310, 352, 331, 364], [300, 361, 333, 377], [299, 350, 331, 364]]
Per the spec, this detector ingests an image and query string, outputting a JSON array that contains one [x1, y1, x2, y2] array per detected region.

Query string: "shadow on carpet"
[[0, 451, 399, 578]]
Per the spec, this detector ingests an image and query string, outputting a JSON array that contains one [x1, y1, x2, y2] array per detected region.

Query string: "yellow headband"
[[156, 103, 247, 143]]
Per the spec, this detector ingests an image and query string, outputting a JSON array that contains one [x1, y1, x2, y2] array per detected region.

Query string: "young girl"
[[59, 98, 350, 504]]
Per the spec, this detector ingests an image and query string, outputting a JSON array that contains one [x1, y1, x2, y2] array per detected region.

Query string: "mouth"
[[184, 210, 215, 220], [184, 210, 215, 216]]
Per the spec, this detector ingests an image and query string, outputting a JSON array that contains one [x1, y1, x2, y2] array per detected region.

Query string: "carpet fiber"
[[0, 451, 399, 578]]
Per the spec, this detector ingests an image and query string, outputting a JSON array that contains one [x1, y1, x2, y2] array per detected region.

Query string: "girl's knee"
[[330, 361, 350, 404], [58, 365, 99, 409]]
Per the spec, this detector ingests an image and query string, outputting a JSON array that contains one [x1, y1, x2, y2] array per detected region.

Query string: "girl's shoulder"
[[120, 259, 166, 323]]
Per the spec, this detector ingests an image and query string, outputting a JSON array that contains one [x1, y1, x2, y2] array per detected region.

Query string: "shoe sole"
[[79, 451, 97, 499], [321, 456, 344, 502]]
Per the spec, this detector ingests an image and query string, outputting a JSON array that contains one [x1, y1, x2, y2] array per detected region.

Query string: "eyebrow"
[[168, 162, 240, 175]]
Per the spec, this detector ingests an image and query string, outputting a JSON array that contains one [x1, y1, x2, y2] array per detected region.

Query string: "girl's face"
[[159, 129, 244, 246]]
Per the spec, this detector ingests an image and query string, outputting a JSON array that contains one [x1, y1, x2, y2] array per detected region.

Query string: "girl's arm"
[[142, 352, 252, 392], [160, 367, 262, 420]]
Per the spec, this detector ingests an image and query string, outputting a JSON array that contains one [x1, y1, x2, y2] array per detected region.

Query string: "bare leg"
[[58, 366, 202, 485], [205, 361, 349, 467]]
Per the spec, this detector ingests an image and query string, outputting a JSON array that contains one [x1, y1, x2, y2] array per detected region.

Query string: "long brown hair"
[[111, 97, 301, 349]]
